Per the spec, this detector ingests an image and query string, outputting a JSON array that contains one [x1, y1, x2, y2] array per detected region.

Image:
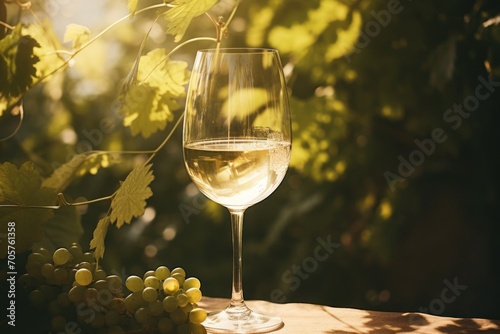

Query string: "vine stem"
[[0, 20, 14, 30], [143, 111, 184, 166], [0, 103, 24, 142], [0, 192, 115, 210]]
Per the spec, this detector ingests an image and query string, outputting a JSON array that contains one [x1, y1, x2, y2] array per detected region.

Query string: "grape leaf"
[[42, 154, 89, 193], [35, 205, 83, 253], [90, 216, 111, 261], [122, 83, 169, 138], [23, 20, 66, 79], [110, 164, 154, 228], [0, 162, 57, 258], [128, 0, 139, 17], [0, 24, 40, 115], [137, 48, 189, 96], [64, 24, 91, 49], [164, 0, 218, 42], [43, 153, 121, 193], [120, 48, 189, 138]]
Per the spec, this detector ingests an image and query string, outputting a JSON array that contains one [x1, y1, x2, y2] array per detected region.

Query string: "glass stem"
[[229, 209, 247, 310]]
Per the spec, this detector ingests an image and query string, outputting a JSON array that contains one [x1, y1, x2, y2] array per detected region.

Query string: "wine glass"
[[183, 48, 291, 333]]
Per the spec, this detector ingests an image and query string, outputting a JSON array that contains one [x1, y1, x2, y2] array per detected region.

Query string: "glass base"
[[203, 303, 283, 333]]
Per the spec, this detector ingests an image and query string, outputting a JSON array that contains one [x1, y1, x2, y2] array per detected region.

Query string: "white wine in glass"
[[183, 48, 291, 333]]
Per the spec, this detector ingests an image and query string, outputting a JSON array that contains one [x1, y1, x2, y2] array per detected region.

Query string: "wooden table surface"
[[199, 297, 500, 333]]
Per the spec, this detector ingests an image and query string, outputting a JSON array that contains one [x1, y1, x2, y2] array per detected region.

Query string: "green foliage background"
[[1, 0, 500, 323]]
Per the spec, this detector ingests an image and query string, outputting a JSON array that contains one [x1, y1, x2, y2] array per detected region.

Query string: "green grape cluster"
[[122, 266, 207, 334], [19, 243, 207, 334]]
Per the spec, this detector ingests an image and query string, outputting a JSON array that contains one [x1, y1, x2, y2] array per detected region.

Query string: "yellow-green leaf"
[[42, 154, 88, 193], [164, 0, 218, 42], [120, 49, 189, 138], [22, 20, 66, 80], [122, 83, 175, 138], [43, 153, 121, 193], [128, 0, 139, 17], [110, 164, 154, 228], [0, 162, 57, 258], [137, 48, 189, 96], [0, 24, 40, 114], [64, 24, 91, 49], [90, 216, 110, 261]]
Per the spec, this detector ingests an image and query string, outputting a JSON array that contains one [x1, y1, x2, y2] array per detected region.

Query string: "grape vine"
[[0, 0, 239, 260], [1, 1, 240, 332]]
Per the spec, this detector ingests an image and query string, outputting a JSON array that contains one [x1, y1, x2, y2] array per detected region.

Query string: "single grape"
[[106, 275, 123, 295], [158, 317, 173, 334], [68, 285, 86, 303], [69, 243, 83, 259], [162, 295, 178, 312], [134, 307, 151, 325], [186, 287, 202, 303], [183, 277, 201, 290], [155, 266, 171, 280], [190, 322, 208, 334], [126, 275, 144, 293], [143, 270, 155, 279], [68, 269, 77, 282], [82, 252, 95, 263], [28, 252, 49, 265], [124, 292, 142, 313], [176, 293, 189, 307], [34, 247, 52, 261], [109, 298, 125, 313], [171, 273, 185, 286], [53, 248, 71, 266], [189, 308, 207, 324], [85, 287, 98, 304], [181, 303, 193, 314], [149, 300, 164, 316], [41, 263, 55, 279], [94, 269, 107, 281], [163, 277, 179, 294], [144, 276, 160, 289], [93, 279, 109, 291], [142, 287, 158, 303], [78, 261, 92, 271], [170, 308, 188, 325], [75, 268, 93, 286], [26, 261, 42, 277], [171, 267, 186, 277], [53, 267, 69, 284]]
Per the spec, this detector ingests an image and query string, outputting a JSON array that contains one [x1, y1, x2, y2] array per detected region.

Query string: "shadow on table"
[[320, 306, 500, 334]]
